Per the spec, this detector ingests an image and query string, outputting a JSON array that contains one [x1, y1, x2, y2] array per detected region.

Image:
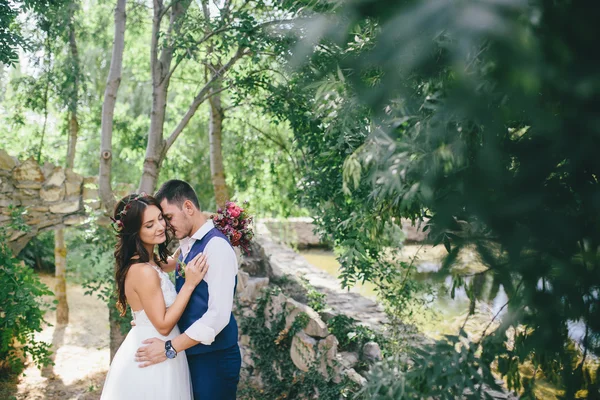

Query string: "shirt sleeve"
[[184, 237, 238, 344]]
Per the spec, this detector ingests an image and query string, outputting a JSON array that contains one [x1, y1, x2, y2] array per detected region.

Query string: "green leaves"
[[342, 151, 362, 196], [0, 208, 54, 373]]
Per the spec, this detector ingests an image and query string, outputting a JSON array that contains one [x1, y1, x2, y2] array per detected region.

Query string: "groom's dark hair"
[[155, 179, 201, 210]]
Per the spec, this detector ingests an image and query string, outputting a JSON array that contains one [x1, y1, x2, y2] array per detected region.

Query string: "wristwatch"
[[165, 340, 177, 359]]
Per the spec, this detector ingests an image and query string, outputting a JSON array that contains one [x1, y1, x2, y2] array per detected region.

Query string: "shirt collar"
[[190, 219, 214, 241], [180, 220, 214, 259]]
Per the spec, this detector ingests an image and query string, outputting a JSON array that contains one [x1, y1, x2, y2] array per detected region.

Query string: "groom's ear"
[[183, 199, 196, 215]]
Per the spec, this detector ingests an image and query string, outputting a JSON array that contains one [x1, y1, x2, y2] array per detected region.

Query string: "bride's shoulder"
[[128, 261, 159, 279]]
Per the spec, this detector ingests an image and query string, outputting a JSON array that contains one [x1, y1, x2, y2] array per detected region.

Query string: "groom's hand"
[[135, 338, 167, 367]]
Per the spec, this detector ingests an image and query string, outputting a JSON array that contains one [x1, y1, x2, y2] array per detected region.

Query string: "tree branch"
[[164, 49, 246, 152], [244, 121, 300, 171]]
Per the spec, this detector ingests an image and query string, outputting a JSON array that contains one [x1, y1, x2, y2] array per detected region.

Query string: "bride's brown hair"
[[113, 194, 172, 316]]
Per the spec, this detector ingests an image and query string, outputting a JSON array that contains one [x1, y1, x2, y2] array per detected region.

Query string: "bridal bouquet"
[[212, 201, 254, 255], [176, 201, 254, 279]]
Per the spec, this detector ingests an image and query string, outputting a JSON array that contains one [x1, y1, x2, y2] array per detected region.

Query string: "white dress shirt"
[[179, 220, 238, 345]]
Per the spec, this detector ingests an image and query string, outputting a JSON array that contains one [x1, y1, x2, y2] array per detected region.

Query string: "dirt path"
[[4, 275, 110, 400]]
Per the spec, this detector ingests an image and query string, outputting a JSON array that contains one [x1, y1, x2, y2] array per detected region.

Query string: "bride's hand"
[[184, 253, 208, 286]]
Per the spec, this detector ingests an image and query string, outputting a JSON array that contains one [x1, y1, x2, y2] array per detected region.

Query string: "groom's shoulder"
[[205, 236, 235, 255], [205, 235, 232, 248]]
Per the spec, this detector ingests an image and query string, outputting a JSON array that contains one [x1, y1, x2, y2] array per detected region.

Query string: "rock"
[[401, 218, 429, 242], [13, 158, 44, 182], [49, 199, 81, 214], [65, 169, 83, 185], [262, 217, 323, 248], [64, 215, 85, 225], [239, 335, 251, 347], [0, 199, 18, 207], [241, 308, 256, 319], [0, 149, 16, 170], [65, 170, 84, 198], [338, 351, 359, 369], [290, 331, 317, 372], [83, 175, 98, 185], [238, 277, 269, 305], [285, 298, 329, 338], [345, 368, 367, 386], [362, 341, 382, 362], [9, 230, 27, 241], [40, 185, 65, 202], [84, 199, 101, 209], [14, 189, 37, 199], [242, 348, 255, 368], [41, 162, 56, 178], [44, 168, 66, 187], [82, 186, 98, 201], [249, 372, 264, 388], [236, 270, 250, 293], [0, 180, 12, 193], [264, 292, 287, 329], [317, 334, 338, 378], [38, 217, 63, 230], [319, 309, 338, 323], [14, 181, 42, 189]]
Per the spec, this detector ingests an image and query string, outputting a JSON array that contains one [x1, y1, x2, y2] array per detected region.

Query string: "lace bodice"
[[132, 263, 177, 327]]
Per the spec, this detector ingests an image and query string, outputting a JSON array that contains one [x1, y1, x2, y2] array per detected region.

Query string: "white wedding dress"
[[100, 264, 193, 399]]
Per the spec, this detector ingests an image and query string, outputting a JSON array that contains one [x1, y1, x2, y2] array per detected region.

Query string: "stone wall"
[[0, 150, 99, 254], [261, 216, 429, 249], [234, 270, 380, 390], [233, 222, 388, 391]]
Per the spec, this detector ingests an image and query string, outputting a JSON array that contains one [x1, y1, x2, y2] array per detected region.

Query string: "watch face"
[[166, 349, 177, 359]]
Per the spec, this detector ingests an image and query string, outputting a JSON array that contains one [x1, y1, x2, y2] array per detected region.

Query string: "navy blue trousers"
[[187, 344, 241, 400]]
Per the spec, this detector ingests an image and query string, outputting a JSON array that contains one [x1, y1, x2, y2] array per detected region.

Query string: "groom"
[[135, 179, 241, 399]]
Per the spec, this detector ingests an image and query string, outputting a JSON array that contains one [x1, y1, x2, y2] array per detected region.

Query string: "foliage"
[[0, 206, 54, 373], [66, 219, 114, 284], [17, 230, 55, 273], [81, 218, 132, 334], [273, 0, 600, 397], [1, 0, 305, 218], [359, 331, 502, 400], [0, 0, 66, 65], [223, 109, 304, 217], [327, 314, 382, 356], [238, 287, 355, 399], [298, 276, 326, 312]]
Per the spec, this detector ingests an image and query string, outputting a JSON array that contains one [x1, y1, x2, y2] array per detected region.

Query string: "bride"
[[100, 193, 208, 399]]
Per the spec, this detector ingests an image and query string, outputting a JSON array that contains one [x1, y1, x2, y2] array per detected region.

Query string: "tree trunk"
[[109, 308, 126, 361], [101, 0, 127, 356], [66, 113, 79, 170], [54, 229, 69, 325], [209, 79, 229, 209], [138, 0, 191, 194], [99, 0, 126, 214], [53, 6, 81, 328], [138, 81, 167, 194]]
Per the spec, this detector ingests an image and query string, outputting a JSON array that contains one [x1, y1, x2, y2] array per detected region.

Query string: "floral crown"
[[110, 192, 147, 232]]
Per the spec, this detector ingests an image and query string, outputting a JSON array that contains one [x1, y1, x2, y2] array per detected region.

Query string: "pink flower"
[[228, 205, 242, 218]]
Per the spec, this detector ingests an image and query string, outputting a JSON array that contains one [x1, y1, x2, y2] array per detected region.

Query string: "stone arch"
[[0, 150, 99, 254]]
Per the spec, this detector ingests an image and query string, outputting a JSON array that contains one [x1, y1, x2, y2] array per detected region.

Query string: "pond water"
[[300, 246, 587, 344], [299, 245, 509, 339], [300, 246, 595, 398]]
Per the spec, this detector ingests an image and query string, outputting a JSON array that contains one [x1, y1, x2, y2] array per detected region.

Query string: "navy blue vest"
[[175, 227, 238, 355]]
